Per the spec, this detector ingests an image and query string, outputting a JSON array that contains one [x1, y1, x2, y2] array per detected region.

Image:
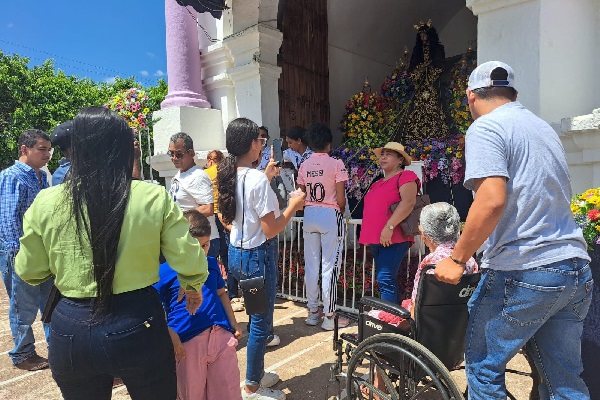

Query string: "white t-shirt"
[[169, 165, 219, 240], [284, 147, 313, 170], [230, 168, 280, 249]]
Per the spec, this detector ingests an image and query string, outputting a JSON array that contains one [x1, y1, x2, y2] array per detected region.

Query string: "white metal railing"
[[277, 217, 425, 313]]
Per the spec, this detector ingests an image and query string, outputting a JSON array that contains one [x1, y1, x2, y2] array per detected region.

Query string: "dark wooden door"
[[278, 0, 329, 138]]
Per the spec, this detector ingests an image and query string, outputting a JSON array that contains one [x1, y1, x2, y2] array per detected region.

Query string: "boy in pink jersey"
[[297, 123, 349, 330]]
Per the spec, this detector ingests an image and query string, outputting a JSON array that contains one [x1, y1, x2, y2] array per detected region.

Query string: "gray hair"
[[419, 202, 461, 245], [170, 132, 194, 151]]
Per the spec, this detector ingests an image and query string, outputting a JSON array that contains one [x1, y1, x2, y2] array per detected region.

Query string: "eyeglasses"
[[257, 138, 268, 148], [167, 150, 188, 159]]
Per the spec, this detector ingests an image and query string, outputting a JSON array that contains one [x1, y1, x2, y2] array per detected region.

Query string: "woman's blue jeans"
[[370, 242, 411, 304], [228, 238, 278, 387], [49, 287, 176, 400], [466, 258, 593, 399]]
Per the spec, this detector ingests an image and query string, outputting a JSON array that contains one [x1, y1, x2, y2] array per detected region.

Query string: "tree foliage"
[[0, 50, 168, 172]]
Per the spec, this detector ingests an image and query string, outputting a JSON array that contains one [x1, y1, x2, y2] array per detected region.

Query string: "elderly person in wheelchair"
[[330, 202, 479, 399]]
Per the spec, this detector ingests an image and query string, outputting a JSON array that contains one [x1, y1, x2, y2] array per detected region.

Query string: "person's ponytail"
[[217, 154, 237, 224]]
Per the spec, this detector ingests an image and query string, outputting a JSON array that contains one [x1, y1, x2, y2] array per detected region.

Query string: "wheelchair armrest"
[[359, 296, 411, 319]]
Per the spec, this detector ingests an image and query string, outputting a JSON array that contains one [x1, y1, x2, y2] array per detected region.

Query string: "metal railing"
[[277, 217, 425, 313]]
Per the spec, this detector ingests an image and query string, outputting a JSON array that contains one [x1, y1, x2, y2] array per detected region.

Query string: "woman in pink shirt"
[[359, 142, 419, 304], [297, 123, 349, 331]]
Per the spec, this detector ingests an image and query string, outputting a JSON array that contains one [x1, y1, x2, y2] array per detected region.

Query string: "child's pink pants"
[[176, 325, 242, 400]]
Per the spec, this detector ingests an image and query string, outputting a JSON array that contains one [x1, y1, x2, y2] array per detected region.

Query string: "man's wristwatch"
[[450, 255, 467, 266]]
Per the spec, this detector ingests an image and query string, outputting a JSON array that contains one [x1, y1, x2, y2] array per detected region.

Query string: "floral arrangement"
[[380, 66, 412, 103], [571, 187, 600, 249], [446, 53, 477, 134], [331, 146, 381, 201], [405, 133, 466, 185], [104, 88, 151, 134], [339, 90, 387, 149]]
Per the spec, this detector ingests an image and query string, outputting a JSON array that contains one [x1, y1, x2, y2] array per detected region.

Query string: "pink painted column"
[[161, 0, 211, 109]]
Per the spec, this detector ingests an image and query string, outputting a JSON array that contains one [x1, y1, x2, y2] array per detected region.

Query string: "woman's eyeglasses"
[[167, 150, 188, 159], [257, 138, 268, 148]]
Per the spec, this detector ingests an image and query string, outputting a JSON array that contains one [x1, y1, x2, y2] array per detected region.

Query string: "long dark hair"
[[408, 26, 444, 72], [217, 118, 259, 224], [67, 106, 134, 313]]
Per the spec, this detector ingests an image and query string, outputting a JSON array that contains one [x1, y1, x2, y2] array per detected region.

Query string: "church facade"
[[151, 0, 600, 194]]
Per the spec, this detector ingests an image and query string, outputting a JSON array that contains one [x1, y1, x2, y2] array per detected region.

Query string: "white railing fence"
[[277, 217, 425, 313]]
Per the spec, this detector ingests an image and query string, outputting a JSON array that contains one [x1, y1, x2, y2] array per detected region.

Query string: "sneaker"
[[14, 353, 49, 371], [261, 371, 280, 388], [321, 314, 350, 331], [241, 387, 286, 400], [231, 298, 245, 312], [305, 309, 322, 326], [266, 334, 280, 347]]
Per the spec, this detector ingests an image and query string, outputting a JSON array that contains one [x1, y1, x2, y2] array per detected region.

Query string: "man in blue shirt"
[[50, 120, 73, 185], [0, 129, 54, 371], [435, 62, 591, 399]]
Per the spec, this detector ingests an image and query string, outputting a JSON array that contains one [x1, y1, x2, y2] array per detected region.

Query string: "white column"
[[224, 24, 283, 135]]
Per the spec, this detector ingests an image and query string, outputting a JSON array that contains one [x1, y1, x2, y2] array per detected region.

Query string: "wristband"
[[450, 255, 467, 267]]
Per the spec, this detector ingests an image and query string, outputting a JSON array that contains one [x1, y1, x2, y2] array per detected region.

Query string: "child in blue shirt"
[[154, 210, 242, 400]]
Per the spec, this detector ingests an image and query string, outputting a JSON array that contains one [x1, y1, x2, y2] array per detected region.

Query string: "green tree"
[[0, 51, 168, 175]]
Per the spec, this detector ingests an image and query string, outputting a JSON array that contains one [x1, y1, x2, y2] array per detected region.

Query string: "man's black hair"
[[305, 122, 332, 152], [18, 129, 50, 148]]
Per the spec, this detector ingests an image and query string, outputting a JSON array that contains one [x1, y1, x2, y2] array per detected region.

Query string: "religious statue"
[[404, 20, 449, 141]]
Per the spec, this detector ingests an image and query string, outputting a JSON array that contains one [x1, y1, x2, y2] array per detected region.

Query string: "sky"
[[0, 1, 167, 86]]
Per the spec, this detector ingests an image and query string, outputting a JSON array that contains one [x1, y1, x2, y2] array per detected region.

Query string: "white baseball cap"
[[467, 61, 515, 91]]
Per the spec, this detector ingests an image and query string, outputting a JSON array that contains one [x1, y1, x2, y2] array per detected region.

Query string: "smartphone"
[[272, 138, 284, 167]]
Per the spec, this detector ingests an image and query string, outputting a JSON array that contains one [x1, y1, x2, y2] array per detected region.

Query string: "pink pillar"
[[161, 0, 211, 109]]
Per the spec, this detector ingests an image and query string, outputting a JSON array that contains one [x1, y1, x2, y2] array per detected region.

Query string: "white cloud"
[[146, 52, 156, 58], [140, 70, 149, 77], [104, 76, 117, 84], [7, 23, 14, 29], [154, 70, 166, 77]]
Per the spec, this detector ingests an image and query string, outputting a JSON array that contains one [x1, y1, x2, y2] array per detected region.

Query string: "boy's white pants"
[[303, 206, 345, 315]]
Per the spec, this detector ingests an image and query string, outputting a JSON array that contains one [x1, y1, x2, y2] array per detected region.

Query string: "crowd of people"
[[0, 60, 594, 400]]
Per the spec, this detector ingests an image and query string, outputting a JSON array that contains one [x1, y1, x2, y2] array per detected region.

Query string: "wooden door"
[[278, 0, 329, 138]]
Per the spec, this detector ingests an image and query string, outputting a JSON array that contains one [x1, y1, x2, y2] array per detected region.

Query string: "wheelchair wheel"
[[346, 333, 463, 400]]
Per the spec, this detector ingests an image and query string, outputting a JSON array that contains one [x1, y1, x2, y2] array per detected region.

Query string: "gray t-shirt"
[[464, 101, 589, 270]]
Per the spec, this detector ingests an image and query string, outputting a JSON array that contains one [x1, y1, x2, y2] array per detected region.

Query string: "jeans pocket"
[[49, 329, 74, 374], [573, 279, 594, 321], [502, 279, 565, 326], [101, 315, 166, 371]]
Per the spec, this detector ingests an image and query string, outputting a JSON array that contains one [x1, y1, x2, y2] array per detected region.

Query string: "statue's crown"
[[414, 19, 433, 30]]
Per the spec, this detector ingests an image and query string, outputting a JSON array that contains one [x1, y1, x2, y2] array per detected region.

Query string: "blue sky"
[[0, 1, 167, 86]]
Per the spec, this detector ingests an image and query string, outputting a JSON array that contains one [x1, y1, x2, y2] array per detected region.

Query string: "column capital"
[[467, 0, 535, 15], [224, 23, 283, 67]]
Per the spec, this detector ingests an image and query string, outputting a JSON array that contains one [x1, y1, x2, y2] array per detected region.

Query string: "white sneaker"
[[261, 371, 280, 388], [305, 309, 322, 326], [321, 314, 350, 331], [241, 387, 286, 400], [267, 334, 280, 347], [231, 298, 245, 312]]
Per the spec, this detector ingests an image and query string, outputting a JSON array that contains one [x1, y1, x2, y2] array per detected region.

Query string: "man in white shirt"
[[168, 132, 220, 258]]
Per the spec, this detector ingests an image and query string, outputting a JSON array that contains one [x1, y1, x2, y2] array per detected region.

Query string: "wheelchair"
[[328, 265, 479, 399]]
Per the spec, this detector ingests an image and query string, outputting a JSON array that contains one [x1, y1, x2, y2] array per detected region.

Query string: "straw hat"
[[373, 142, 411, 166]]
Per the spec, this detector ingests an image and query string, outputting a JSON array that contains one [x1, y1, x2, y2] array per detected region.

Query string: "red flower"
[[587, 209, 600, 221]]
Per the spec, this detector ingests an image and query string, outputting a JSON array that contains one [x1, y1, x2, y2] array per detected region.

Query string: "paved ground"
[[0, 290, 535, 399]]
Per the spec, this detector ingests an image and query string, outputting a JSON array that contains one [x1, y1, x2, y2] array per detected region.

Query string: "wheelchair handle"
[[359, 296, 411, 319]]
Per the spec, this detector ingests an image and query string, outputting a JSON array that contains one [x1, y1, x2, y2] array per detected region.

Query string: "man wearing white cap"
[[435, 61, 592, 399]]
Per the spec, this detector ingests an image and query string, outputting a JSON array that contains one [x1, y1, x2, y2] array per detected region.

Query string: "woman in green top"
[[15, 107, 208, 400]]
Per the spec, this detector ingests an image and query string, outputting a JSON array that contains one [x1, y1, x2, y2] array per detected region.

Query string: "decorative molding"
[[228, 61, 282, 83], [466, 0, 536, 16], [224, 23, 283, 67]]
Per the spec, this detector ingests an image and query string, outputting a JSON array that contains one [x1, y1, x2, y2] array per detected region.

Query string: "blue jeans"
[[49, 287, 176, 400], [0, 241, 53, 365], [228, 238, 277, 387], [208, 237, 220, 259], [466, 258, 593, 399], [370, 242, 411, 304]]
